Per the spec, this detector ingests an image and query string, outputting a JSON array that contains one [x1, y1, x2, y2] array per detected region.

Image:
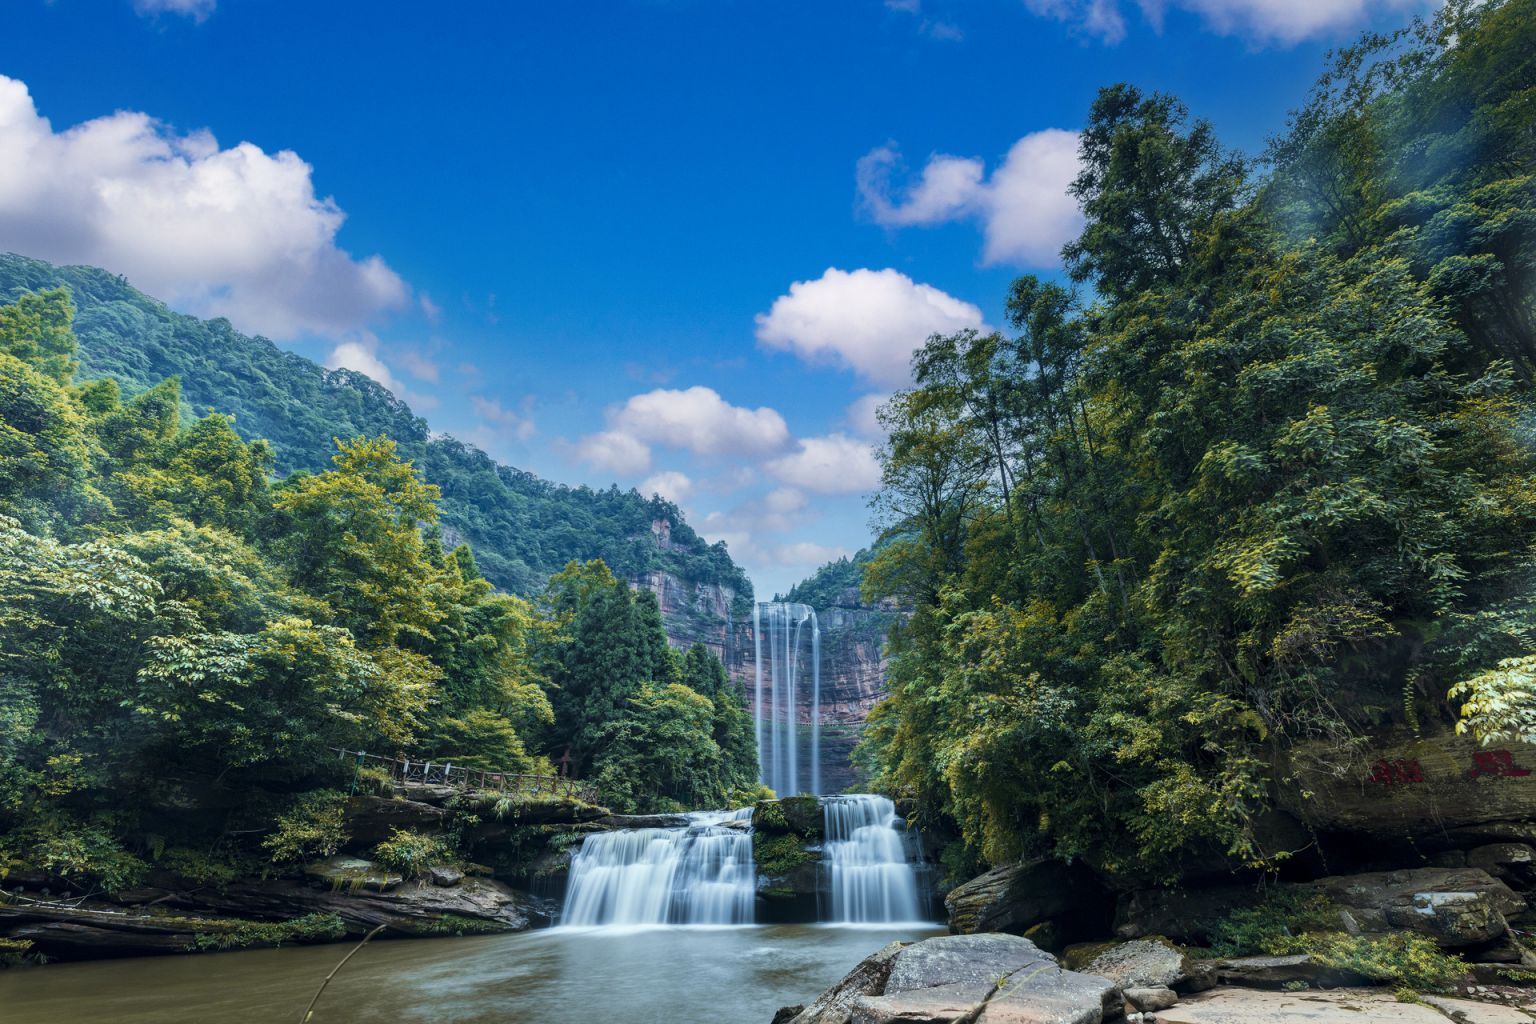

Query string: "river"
[[0, 923, 944, 1024]]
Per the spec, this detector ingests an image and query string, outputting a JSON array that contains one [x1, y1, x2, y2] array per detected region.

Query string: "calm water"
[[0, 923, 944, 1024]]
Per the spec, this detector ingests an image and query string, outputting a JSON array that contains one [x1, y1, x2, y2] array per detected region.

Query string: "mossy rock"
[[753, 796, 823, 837]]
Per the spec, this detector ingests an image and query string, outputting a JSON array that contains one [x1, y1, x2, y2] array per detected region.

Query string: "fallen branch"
[[300, 923, 387, 1023]]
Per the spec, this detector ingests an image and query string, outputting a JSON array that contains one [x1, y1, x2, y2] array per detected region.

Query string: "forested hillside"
[[0, 253, 750, 605], [0, 288, 762, 931], [860, 0, 1536, 883]]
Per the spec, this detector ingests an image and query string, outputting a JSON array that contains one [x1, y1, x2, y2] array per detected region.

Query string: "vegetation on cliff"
[[858, 0, 1536, 882], [0, 291, 757, 894]]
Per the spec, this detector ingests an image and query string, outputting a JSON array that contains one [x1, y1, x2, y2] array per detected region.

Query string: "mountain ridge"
[[0, 252, 753, 615]]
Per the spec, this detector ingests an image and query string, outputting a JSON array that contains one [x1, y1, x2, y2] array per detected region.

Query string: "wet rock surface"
[[783, 934, 1122, 1024]]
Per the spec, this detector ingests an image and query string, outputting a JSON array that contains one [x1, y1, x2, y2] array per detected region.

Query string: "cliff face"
[[631, 554, 907, 794]]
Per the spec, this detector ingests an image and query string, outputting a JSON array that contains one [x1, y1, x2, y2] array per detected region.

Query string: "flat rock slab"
[[1160, 988, 1532, 1024], [1082, 938, 1190, 989]]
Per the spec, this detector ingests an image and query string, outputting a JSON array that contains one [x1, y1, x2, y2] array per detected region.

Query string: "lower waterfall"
[[560, 810, 755, 926], [823, 794, 922, 924]]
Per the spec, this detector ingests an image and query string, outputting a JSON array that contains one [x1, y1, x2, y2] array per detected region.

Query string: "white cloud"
[[133, 0, 216, 20], [638, 470, 694, 504], [398, 350, 440, 383], [471, 395, 536, 443], [0, 74, 406, 340], [767, 434, 882, 495], [327, 338, 399, 392], [1027, 0, 1426, 44], [858, 130, 1083, 267], [603, 386, 790, 459], [847, 394, 888, 439], [419, 293, 442, 323], [755, 267, 985, 387], [573, 430, 652, 476]]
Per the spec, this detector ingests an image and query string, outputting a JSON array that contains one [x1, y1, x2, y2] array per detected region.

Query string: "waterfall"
[[560, 811, 755, 927], [823, 795, 922, 924], [754, 601, 821, 796]]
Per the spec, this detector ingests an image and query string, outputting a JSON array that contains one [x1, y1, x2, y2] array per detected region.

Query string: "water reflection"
[[0, 923, 944, 1024]]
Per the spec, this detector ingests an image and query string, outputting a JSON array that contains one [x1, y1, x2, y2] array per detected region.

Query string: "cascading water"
[[560, 811, 755, 927], [754, 601, 821, 796], [823, 795, 922, 924]]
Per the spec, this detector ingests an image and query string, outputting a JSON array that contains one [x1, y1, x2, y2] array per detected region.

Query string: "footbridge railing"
[[330, 748, 601, 805]]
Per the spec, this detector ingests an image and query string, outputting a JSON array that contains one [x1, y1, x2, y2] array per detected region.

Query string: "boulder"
[[756, 796, 825, 838], [784, 934, 1122, 1024], [1311, 867, 1526, 947], [1468, 843, 1536, 888], [784, 940, 907, 1024], [1125, 986, 1179, 1012], [947, 858, 1110, 940], [303, 856, 403, 892], [428, 864, 463, 887], [772, 1007, 806, 1024], [1081, 938, 1191, 989], [342, 795, 446, 847], [1213, 954, 1372, 989]]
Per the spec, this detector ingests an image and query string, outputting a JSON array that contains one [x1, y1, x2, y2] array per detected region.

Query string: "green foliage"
[[1448, 655, 1536, 744], [0, 254, 752, 605], [1207, 892, 1467, 991], [752, 833, 812, 877], [371, 828, 452, 880], [261, 791, 348, 865], [859, 0, 1536, 882], [186, 912, 346, 952]]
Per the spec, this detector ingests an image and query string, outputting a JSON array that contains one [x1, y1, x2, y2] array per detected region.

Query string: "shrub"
[[371, 828, 451, 879], [262, 790, 348, 865]]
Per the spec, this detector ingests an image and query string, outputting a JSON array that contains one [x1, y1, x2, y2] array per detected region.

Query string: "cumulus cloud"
[[638, 470, 694, 504], [767, 434, 882, 495], [611, 386, 790, 457], [0, 74, 406, 340], [755, 268, 985, 387], [133, 0, 216, 20], [858, 130, 1083, 267], [574, 430, 652, 475], [1027, 0, 1427, 44]]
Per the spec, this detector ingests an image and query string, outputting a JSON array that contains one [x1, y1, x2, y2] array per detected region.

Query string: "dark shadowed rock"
[[1214, 954, 1372, 989], [1467, 843, 1536, 889], [342, 795, 446, 847], [946, 858, 1110, 940], [1114, 884, 1259, 944], [1082, 938, 1190, 989]]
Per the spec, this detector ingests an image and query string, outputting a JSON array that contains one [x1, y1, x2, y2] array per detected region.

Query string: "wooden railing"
[[331, 748, 601, 805]]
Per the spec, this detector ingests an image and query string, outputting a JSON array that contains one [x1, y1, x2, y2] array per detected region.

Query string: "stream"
[[0, 923, 944, 1024]]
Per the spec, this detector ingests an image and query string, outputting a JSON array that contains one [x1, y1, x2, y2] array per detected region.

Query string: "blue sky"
[[0, 0, 1433, 596]]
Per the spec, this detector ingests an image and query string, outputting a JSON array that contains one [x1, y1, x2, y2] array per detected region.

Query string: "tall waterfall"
[[560, 811, 755, 927], [823, 795, 922, 924], [753, 601, 821, 796]]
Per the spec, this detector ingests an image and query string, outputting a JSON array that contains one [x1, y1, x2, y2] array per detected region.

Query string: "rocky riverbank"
[[772, 933, 1536, 1024], [0, 782, 608, 963]]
